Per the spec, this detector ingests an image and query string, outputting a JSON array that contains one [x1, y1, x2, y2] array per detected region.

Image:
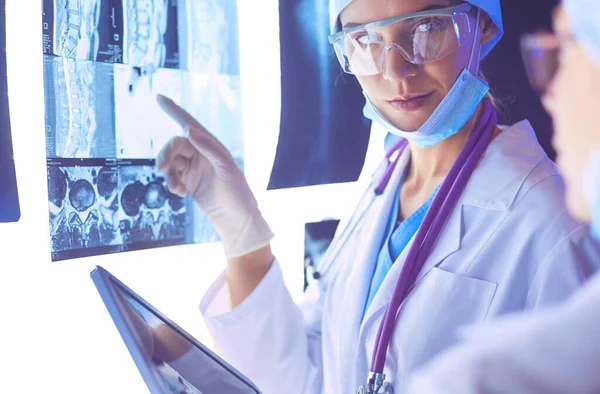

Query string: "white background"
[[1, 0, 386, 392]]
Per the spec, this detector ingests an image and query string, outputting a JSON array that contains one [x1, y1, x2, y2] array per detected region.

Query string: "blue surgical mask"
[[363, 9, 489, 149]]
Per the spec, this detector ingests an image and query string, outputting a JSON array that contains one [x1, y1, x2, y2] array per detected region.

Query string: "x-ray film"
[[114, 64, 184, 159], [122, 0, 180, 70], [48, 159, 125, 259], [47, 158, 193, 261], [42, 0, 243, 261], [43, 56, 117, 159], [42, 0, 239, 73], [42, 0, 125, 63], [177, 0, 240, 75]]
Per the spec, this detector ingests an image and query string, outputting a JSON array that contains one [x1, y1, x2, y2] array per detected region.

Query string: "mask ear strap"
[[467, 8, 482, 76]]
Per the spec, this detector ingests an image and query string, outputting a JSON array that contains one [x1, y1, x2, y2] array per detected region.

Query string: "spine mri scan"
[[42, 0, 242, 261]]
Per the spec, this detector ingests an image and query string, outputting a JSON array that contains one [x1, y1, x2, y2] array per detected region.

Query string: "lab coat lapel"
[[338, 148, 410, 393], [355, 122, 547, 382], [415, 205, 463, 282], [359, 121, 545, 326], [360, 191, 464, 332], [359, 124, 544, 328]]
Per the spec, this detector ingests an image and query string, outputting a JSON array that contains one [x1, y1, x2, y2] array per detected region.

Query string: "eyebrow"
[[341, 3, 450, 30]]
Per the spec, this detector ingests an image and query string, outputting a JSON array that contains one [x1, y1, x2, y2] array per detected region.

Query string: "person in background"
[[405, 2, 600, 393]]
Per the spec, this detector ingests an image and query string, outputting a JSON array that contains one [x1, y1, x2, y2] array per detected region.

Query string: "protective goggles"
[[520, 32, 561, 94], [328, 3, 474, 76]]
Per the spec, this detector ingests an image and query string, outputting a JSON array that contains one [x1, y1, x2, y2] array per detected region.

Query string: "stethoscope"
[[312, 99, 497, 394]]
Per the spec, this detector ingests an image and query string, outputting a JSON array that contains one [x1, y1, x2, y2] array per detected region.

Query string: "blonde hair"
[[479, 69, 506, 117]]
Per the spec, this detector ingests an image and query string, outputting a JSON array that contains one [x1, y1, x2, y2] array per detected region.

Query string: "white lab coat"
[[199, 121, 600, 394], [405, 272, 600, 394]]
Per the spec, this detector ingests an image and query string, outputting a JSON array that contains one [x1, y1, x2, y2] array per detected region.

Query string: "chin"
[[380, 108, 435, 132], [566, 190, 593, 224]]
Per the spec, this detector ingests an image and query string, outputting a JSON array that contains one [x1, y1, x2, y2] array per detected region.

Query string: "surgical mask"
[[330, 4, 489, 148], [583, 149, 600, 241], [362, 67, 489, 148]]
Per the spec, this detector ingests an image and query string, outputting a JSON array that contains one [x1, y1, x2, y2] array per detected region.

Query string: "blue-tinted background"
[[0, 0, 21, 222]]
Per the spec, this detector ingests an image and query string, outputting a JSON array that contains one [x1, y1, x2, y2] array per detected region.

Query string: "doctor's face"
[[542, 7, 600, 222], [339, 0, 497, 132]]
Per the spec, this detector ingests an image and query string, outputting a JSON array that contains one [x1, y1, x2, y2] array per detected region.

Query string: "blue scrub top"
[[362, 168, 439, 319]]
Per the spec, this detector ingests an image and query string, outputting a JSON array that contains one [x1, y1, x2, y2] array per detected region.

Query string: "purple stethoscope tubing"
[[313, 138, 408, 280], [371, 98, 497, 373], [375, 138, 409, 195]]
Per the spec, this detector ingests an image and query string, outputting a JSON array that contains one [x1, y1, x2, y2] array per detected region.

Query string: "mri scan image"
[[114, 63, 185, 159], [48, 160, 122, 259], [178, 0, 240, 75], [179, 73, 244, 159], [43, 56, 116, 159], [42, 0, 124, 63], [116, 161, 188, 247], [47, 159, 189, 261], [42, 0, 238, 73], [42, 0, 244, 262], [123, 0, 179, 72]]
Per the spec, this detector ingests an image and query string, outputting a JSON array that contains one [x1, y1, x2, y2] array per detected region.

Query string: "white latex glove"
[[156, 94, 273, 259]]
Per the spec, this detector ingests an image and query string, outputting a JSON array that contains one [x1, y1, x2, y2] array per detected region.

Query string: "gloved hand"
[[156, 94, 273, 259]]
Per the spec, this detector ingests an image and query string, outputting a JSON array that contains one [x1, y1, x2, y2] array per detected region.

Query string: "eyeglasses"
[[328, 3, 474, 76], [520, 32, 562, 94], [520, 31, 580, 94]]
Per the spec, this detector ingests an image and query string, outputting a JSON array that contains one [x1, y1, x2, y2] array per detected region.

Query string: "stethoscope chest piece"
[[356, 382, 393, 394], [356, 373, 394, 394]]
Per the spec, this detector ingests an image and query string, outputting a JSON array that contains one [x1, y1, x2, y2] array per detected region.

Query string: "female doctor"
[[156, 0, 600, 393]]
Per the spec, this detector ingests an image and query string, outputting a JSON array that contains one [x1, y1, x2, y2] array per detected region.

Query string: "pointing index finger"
[[157, 94, 204, 131]]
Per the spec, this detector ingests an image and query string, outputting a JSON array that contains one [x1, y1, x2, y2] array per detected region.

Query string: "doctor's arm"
[[156, 94, 275, 309], [157, 96, 324, 394], [226, 246, 275, 308]]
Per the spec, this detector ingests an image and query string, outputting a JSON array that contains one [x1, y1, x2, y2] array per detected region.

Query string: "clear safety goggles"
[[328, 3, 474, 76], [520, 32, 563, 94]]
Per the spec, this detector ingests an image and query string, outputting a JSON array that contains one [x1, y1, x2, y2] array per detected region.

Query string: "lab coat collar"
[[359, 204, 463, 331], [339, 147, 411, 392], [460, 120, 548, 211]]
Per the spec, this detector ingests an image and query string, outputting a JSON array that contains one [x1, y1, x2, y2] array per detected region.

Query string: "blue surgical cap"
[[329, 0, 503, 59], [565, 0, 600, 69]]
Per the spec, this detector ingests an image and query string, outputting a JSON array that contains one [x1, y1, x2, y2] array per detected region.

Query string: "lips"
[[387, 92, 433, 112]]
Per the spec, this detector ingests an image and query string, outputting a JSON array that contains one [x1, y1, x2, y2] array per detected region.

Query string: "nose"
[[382, 44, 418, 82]]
